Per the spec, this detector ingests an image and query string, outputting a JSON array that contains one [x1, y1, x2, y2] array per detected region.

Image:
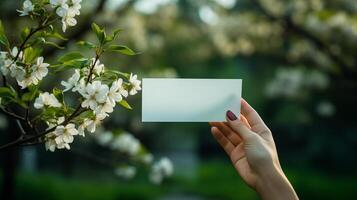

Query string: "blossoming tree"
[[0, 0, 139, 150], [0, 0, 173, 183]]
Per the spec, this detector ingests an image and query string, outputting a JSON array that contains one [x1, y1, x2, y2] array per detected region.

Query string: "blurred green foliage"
[[1, 161, 356, 200], [1, 0, 357, 199]]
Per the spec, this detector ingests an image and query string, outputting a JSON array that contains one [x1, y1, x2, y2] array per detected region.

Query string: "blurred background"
[[1, 0, 357, 199]]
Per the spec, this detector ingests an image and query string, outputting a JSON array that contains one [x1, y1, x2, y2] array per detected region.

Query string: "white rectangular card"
[[142, 78, 242, 122]]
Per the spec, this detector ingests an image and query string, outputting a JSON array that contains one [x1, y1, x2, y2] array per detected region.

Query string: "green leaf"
[[48, 25, 54, 32], [58, 52, 84, 63], [77, 40, 96, 49], [113, 29, 121, 38], [107, 45, 136, 56], [105, 28, 122, 43], [42, 106, 65, 120], [107, 70, 130, 79], [46, 31, 68, 41], [0, 20, 10, 47], [118, 100, 132, 110], [59, 58, 90, 69], [21, 86, 38, 102], [44, 41, 64, 49], [117, 71, 130, 79], [24, 47, 42, 63], [52, 87, 64, 103], [14, 99, 28, 109], [0, 87, 16, 98], [91, 22, 106, 44], [20, 27, 31, 42], [0, 87, 18, 106]]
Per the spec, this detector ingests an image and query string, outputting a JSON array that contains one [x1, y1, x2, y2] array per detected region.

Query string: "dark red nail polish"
[[226, 110, 237, 121]]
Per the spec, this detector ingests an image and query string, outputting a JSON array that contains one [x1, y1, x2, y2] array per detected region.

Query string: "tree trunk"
[[1, 117, 19, 200]]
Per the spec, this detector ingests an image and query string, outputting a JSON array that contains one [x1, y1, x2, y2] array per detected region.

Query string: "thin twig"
[[0, 106, 85, 150], [16, 120, 26, 135], [0, 108, 25, 121], [86, 53, 101, 83]]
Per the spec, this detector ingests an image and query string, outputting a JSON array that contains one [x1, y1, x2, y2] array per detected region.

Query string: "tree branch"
[[251, 0, 355, 78], [44, 0, 108, 57], [0, 108, 25, 121], [44, 0, 136, 58], [0, 0, 136, 151], [0, 106, 86, 151]]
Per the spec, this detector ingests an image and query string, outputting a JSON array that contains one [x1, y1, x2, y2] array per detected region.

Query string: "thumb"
[[226, 110, 256, 141]]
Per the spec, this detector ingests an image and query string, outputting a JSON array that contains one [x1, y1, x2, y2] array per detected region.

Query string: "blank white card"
[[142, 78, 242, 122]]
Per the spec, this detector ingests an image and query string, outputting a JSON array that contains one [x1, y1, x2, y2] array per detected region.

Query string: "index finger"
[[240, 98, 269, 133]]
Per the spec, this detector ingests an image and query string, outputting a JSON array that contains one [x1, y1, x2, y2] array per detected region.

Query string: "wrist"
[[256, 164, 298, 200]]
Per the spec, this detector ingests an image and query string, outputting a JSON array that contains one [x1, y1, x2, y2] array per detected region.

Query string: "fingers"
[[211, 126, 235, 155], [239, 114, 251, 129], [230, 143, 245, 164], [226, 110, 257, 141], [241, 98, 269, 134], [210, 122, 242, 145]]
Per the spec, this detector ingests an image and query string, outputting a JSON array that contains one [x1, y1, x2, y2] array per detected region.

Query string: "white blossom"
[[266, 68, 304, 98], [34, 92, 62, 109], [82, 58, 104, 79], [44, 120, 77, 152], [316, 101, 335, 117], [11, 47, 23, 60], [0, 48, 46, 89], [61, 69, 80, 92], [54, 123, 78, 145], [17, 74, 37, 89], [77, 123, 85, 136], [71, 0, 82, 15], [53, 0, 82, 32], [266, 68, 330, 99], [114, 166, 136, 179], [96, 131, 113, 145], [110, 133, 140, 155], [73, 77, 86, 93], [44, 133, 57, 152], [31, 57, 49, 80], [83, 113, 107, 133], [305, 70, 329, 89], [0, 58, 11, 76], [149, 157, 174, 184], [140, 153, 154, 164], [149, 170, 163, 185], [56, 141, 71, 150], [17, 56, 49, 88], [61, 6, 78, 32], [107, 79, 128, 105], [95, 99, 115, 114], [17, 0, 34, 16], [50, 0, 67, 7], [46, 116, 65, 130], [81, 81, 109, 110], [0, 51, 7, 68], [92, 58, 104, 75], [1, 47, 23, 76], [128, 73, 141, 95], [10, 64, 25, 81]]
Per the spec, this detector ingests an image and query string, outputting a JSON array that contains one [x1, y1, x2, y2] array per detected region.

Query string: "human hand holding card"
[[142, 78, 242, 122]]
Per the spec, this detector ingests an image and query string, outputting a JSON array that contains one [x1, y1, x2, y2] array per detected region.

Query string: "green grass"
[[14, 173, 163, 200], [1, 161, 356, 200]]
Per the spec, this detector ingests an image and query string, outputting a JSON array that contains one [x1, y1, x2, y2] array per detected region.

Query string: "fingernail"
[[226, 110, 237, 121]]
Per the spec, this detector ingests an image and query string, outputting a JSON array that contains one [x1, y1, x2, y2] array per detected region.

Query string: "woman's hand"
[[209, 99, 298, 200]]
